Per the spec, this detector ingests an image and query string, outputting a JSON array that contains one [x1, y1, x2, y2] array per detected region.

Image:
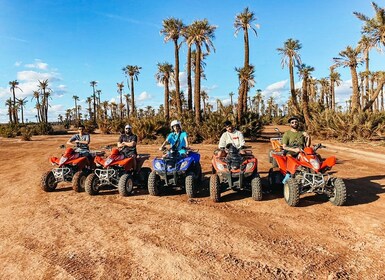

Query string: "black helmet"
[[288, 116, 300, 123]]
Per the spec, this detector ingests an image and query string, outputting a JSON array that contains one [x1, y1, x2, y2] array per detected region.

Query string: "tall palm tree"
[[96, 89, 102, 114], [182, 25, 193, 111], [90, 81, 97, 123], [201, 90, 209, 115], [72, 95, 79, 120], [5, 98, 13, 123], [117, 82, 125, 118], [277, 39, 302, 114], [38, 79, 51, 123], [186, 19, 216, 124], [17, 97, 28, 124], [229, 92, 235, 109], [333, 45, 364, 114], [298, 64, 315, 128], [354, 2, 385, 48], [86, 97, 92, 120], [234, 7, 259, 118], [235, 65, 255, 124], [9, 80, 22, 124], [123, 65, 141, 116], [318, 78, 330, 107], [161, 18, 185, 116], [123, 94, 130, 117], [358, 35, 376, 103], [31, 90, 42, 123], [253, 89, 262, 114], [329, 67, 342, 110], [156, 62, 174, 121], [363, 72, 385, 111]]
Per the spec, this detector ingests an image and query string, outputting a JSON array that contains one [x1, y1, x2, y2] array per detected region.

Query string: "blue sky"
[[0, 0, 383, 123]]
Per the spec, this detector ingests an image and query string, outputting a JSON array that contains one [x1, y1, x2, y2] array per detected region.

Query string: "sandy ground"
[[0, 126, 384, 279]]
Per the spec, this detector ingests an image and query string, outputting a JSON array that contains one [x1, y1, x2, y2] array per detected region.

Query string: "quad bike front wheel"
[[118, 174, 134, 196], [85, 173, 100, 195], [185, 173, 196, 198], [284, 178, 300, 207], [41, 170, 57, 192], [251, 174, 262, 201], [210, 174, 221, 202], [148, 171, 161, 196], [328, 178, 347, 206], [72, 171, 86, 192]]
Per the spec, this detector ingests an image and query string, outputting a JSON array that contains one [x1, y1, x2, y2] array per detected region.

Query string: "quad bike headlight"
[[180, 161, 189, 170], [59, 157, 68, 165], [245, 162, 254, 171], [154, 161, 163, 170], [216, 162, 226, 171], [310, 159, 320, 170]]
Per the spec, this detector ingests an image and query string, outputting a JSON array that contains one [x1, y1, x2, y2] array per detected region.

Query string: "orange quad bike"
[[41, 147, 104, 192], [268, 127, 283, 168], [210, 144, 262, 202], [269, 144, 347, 207], [84, 148, 151, 196]]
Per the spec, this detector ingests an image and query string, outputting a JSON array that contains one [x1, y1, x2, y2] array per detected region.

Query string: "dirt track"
[[1, 126, 384, 279]]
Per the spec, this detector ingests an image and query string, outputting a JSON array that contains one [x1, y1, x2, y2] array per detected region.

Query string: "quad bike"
[[269, 144, 347, 207], [210, 144, 262, 202], [84, 147, 151, 196], [268, 128, 284, 168], [41, 146, 104, 192], [147, 146, 202, 198]]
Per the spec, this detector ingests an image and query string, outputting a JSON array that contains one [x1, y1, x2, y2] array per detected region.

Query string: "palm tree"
[[5, 98, 13, 123], [38, 79, 51, 123], [182, 25, 193, 111], [186, 19, 216, 124], [161, 18, 185, 116], [329, 67, 342, 110], [123, 94, 130, 117], [358, 35, 376, 103], [86, 97, 92, 120], [277, 39, 302, 114], [90, 81, 97, 123], [17, 97, 28, 124], [72, 95, 79, 120], [298, 64, 315, 128], [9, 80, 22, 124], [117, 82, 125, 118], [318, 78, 330, 107], [31, 90, 41, 123], [363, 72, 385, 111], [333, 45, 363, 114], [96, 89, 102, 114], [201, 90, 209, 115], [253, 89, 262, 114], [156, 62, 174, 121], [354, 2, 385, 48], [234, 7, 259, 118], [123, 65, 141, 116], [235, 65, 255, 123]]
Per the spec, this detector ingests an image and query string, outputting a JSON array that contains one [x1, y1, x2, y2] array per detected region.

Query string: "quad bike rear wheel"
[[185, 173, 196, 198], [85, 173, 100, 195], [41, 170, 57, 192], [251, 174, 262, 201], [329, 178, 347, 206], [118, 174, 133, 196], [210, 174, 221, 202], [72, 171, 86, 192], [148, 171, 161, 196], [284, 178, 300, 207]]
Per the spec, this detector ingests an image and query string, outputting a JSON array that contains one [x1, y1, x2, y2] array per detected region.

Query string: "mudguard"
[[321, 156, 336, 170]]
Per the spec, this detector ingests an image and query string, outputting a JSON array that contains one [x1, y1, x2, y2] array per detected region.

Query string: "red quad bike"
[[41, 147, 104, 192], [210, 144, 262, 202], [84, 147, 151, 196], [270, 144, 347, 207]]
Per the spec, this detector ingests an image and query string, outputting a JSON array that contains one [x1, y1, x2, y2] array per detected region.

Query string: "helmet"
[[170, 120, 181, 128], [288, 116, 300, 123], [125, 124, 132, 129]]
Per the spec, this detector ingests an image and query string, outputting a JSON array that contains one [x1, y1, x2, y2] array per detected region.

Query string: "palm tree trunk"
[[237, 82, 244, 124], [350, 66, 361, 114], [174, 40, 182, 116], [302, 78, 311, 128], [165, 79, 170, 121], [187, 46, 192, 111], [363, 76, 385, 111], [289, 59, 299, 114], [194, 44, 202, 124], [130, 77, 135, 116]]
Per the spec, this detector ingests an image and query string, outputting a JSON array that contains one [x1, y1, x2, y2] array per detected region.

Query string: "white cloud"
[[138, 91, 151, 101], [24, 59, 49, 70], [14, 61, 22, 67], [265, 80, 288, 91]]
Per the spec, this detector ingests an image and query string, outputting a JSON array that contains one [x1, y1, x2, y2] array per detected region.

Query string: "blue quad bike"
[[147, 147, 202, 198]]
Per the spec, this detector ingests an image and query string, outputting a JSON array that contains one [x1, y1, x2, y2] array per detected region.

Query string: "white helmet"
[[125, 124, 132, 129], [170, 120, 181, 129]]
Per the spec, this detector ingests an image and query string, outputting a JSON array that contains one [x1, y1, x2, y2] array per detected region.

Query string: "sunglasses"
[[290, 121, 298, 124]]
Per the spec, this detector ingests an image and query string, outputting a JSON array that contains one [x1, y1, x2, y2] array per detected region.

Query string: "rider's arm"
[[218, 133, 227, 149], [159, 140, 168, 151], [303, 132, 311, 147], [282, 132, 300, 153], [67, 135, 78, 146], [183, 135, 189, 149], [238, 131, 245, 148], [78, 134, 90, 145]]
